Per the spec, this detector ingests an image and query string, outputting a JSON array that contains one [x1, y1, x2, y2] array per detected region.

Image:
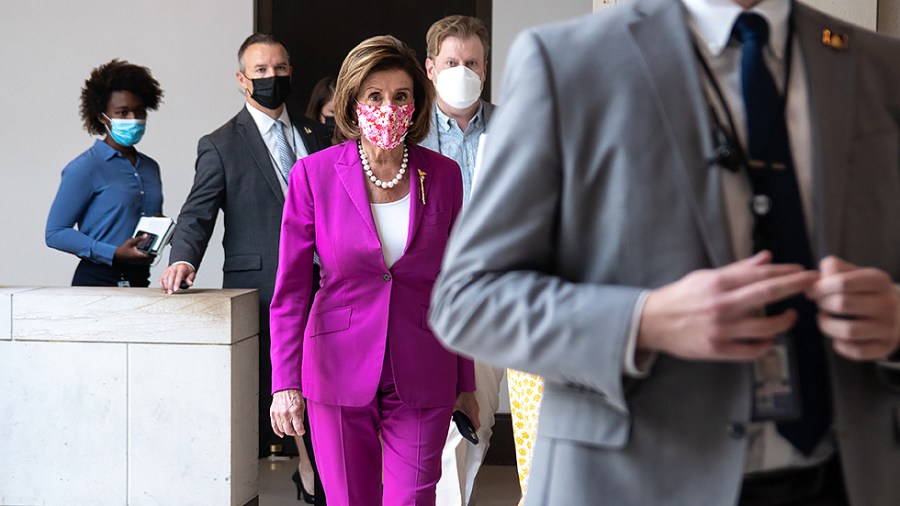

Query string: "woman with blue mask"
[[46, 59, 165, 287]]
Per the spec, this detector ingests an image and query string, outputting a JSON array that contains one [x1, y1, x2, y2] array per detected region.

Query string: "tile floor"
[[259, 458, 521, 506]]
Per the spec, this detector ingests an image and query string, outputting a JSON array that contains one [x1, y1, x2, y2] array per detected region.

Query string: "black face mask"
[[323, 116, 336, 129], [247, 75, 292, 110]]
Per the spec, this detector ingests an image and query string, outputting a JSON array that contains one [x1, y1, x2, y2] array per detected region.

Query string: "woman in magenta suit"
[[269, 35, 477, 506]]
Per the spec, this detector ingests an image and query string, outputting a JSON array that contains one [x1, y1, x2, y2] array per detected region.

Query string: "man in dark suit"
[[430, 0, 900, 504], [159, 33, 330, 500]]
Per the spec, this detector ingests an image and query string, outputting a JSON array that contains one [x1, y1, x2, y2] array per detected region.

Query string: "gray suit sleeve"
[[168, 135, 226, 268], [429, 30, 643, 413]]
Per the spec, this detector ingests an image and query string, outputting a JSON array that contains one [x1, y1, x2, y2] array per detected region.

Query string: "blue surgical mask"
[[103, 113, 146, 147]]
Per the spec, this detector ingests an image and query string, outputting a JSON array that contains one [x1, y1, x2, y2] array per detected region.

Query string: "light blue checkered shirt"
[[419, 103, 486, 204]]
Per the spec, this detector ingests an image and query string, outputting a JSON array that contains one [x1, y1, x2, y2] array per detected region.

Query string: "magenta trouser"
[[307, 350, 454, 506]]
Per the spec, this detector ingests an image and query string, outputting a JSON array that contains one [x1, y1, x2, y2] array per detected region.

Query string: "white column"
[[0, 287, 259, 506]]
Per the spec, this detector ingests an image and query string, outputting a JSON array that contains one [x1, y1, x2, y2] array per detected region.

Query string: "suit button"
[[382, 273, 391, 282], [728, 423, 746, 439]]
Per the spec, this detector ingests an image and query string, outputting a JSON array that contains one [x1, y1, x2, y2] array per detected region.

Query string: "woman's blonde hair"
[[333, 35, 434, 144]]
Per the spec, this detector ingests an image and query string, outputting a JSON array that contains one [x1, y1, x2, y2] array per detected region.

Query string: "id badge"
[[117, 280, 131, 288], [751, 338, 801, 421]]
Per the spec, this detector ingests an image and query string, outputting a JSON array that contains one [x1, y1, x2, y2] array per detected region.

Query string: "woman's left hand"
[[270, 389, 306, 438], [453, 392, 481, 431]]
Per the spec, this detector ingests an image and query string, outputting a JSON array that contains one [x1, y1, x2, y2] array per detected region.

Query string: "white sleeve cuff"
[[171, 260, 196, 271], [623, 290, 657, 378]]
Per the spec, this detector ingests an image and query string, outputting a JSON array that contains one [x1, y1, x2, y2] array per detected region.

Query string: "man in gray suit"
[[159, 34, 330, 469], [430, 0, 900, 504]]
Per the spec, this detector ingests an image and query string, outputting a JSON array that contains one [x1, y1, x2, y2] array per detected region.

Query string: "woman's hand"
[[271, 389, 306, 437], [113, 235, 152, 264], [453, 391, 480, 431]]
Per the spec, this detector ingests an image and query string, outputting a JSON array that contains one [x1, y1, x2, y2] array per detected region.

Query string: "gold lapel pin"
[[417, 170, 427, 205], [303, 126, 312, 134], [822, 29, 849, 50]]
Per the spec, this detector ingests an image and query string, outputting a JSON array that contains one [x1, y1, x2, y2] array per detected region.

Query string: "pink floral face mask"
[[356, 103, 415, 150]]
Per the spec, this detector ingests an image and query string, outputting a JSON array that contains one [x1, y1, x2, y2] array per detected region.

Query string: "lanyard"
[[691, 9, 796, 171]]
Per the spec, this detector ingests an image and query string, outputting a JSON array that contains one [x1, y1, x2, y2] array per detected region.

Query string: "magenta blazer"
[[270, 140, 475, 408]]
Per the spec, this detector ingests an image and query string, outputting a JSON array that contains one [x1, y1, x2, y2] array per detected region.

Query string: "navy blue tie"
[[733, 13, 830, 455]]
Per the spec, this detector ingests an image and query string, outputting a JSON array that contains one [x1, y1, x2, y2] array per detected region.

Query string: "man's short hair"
[[237, 33, 290, 71], [426, 15, 490, 61]]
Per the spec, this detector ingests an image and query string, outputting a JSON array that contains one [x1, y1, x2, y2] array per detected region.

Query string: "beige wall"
[[880, 0, 900, 35], [0, 0, 252, 288], [491, 0, 593, 102], [806, 0, 878, 28]]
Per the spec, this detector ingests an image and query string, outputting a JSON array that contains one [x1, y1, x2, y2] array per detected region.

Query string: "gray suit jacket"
[[429, 1, 900, 504]]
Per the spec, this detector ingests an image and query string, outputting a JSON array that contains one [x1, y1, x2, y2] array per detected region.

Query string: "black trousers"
[[72, 259, 150, 287], [739, 456, 848, 506]]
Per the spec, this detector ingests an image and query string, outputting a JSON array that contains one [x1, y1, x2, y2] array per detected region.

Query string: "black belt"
[[739, 456, 847, 506]]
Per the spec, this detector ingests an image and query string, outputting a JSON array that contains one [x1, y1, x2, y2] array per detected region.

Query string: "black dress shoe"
[[292, 469, 316, 504]]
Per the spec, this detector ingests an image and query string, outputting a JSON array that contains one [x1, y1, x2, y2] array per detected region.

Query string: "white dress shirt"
[[244, 102, 310, 194]]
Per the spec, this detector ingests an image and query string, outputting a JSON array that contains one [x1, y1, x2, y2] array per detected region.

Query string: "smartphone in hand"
[[452, 410, 479, 445]]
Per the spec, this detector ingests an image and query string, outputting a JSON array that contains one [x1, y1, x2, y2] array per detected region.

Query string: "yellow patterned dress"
[[507, 369, 544, 505]]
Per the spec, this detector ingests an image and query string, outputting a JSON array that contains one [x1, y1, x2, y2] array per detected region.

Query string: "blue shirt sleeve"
[[45, 157, 118, 265]]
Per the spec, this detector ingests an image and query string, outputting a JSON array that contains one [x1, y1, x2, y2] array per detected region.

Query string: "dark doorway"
[[257, 0, 492, 122]]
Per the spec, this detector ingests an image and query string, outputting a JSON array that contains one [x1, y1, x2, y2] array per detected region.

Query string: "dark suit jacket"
[[169, 105, 330, 456], [169, 105, 330, 306]]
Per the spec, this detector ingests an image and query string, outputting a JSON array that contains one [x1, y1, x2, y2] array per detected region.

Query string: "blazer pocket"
[[538, 382, 630, 448], [310, 306, 352, 337], [223, 254, 261, 272]]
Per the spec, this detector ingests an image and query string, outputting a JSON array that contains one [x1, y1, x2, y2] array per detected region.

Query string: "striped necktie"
[[273, 120, 296, 184]]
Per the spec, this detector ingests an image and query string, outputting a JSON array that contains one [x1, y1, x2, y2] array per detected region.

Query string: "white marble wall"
[[0, 287, 36, 340], [0, 287, 259, 506]]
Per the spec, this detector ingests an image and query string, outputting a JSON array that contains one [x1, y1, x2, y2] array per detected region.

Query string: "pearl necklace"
[[359, 141, 408, 189]]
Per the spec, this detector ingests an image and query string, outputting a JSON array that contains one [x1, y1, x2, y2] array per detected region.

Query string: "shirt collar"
[[434, 101, 484, 133], [680, 0, 791, 58], [94, 138, 147, 162], [245, 102, 293, 137]]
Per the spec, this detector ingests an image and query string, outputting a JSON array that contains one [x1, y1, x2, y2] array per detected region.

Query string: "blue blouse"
[[46, 139, 163, 266]]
